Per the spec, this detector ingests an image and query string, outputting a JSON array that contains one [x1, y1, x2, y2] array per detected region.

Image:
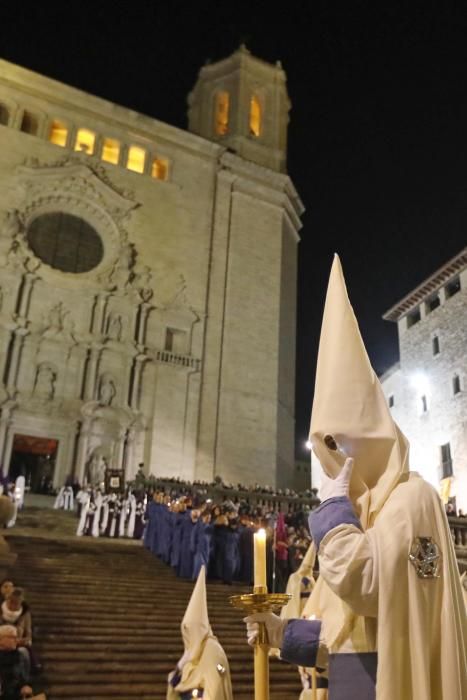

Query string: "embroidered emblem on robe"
[[409, 536, 441, 578]]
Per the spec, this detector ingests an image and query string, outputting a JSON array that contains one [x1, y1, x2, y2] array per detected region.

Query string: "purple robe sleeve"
[[280, 618, 322, 668], [308, 496, 362, 549]]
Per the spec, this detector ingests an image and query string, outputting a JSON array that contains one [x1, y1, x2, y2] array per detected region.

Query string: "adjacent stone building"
[[0, 47, 303, 491], [381, 248, 467, 511]]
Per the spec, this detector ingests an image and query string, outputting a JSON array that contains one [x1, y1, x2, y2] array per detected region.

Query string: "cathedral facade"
[[0, 47, 303, 490]]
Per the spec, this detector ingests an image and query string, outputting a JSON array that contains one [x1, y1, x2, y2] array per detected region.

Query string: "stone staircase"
[[4, 512, 302, 700]]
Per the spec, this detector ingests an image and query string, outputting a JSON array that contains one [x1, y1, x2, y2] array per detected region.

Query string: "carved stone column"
[[75, 418, 92, 484], [17, 272, 38, 320], [93, 293, 110, 335], [123, 427, 136, 479], [137, 302, 151, 345], [83, 347, 101, 401], [130, 354, 146, 410], [116, 428, 127, 472], [6, 329, 27, 393], [0, 405, 12, 468]]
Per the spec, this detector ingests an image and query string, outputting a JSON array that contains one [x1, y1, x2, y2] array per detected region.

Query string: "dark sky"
[[1, 2, 466, 456]]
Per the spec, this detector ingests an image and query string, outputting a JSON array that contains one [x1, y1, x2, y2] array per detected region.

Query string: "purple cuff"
[[308, 497, 362, 549], [281, 618, 321, 668]]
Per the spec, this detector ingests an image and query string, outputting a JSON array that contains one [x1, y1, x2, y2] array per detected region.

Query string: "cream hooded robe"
[[279, 544, 329, 699], [304, 255, 467, 699], [167, 566, 233, 700]]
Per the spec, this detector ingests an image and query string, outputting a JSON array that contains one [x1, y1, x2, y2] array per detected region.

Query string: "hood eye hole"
[[324, 434, 338, 451]]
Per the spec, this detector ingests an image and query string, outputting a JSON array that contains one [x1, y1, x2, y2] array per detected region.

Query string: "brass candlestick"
[[230, 585, 291, 700]]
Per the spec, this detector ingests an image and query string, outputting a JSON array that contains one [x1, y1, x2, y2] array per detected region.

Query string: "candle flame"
[[257, 528, 266, 540]]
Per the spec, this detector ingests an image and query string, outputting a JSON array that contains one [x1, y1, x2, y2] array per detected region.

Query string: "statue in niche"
[[107, 314, 122, 341], [86, 448, 108, 486], [45, 302, 67, 333], [133, 265, 153, 301], [42, 302, 76, 341], [33, 363, 56, 400], [110, 242, 135, 288], [98, 374, 116, 407], [0, 210, 24, 268]]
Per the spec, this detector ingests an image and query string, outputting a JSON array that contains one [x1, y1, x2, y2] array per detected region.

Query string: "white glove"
[[319, 458, 354, 503], [177, 648, 192, 670], [244, 612, 288, 648]]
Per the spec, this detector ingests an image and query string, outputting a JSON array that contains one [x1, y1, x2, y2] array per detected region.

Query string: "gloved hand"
[[177, 648, 192, 670], [319, 458, 354, 503], [244, 612, 288, 648]]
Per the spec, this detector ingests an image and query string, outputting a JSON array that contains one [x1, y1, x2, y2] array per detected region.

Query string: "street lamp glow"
[[410, 372, 430, 394], [305, 440, 312, 450]]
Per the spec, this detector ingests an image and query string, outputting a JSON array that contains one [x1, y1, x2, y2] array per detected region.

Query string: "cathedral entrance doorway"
[[8, 434, 58, 494]]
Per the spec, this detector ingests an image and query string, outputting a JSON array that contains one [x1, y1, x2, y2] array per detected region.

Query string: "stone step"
[[5, 528, 302, 698]]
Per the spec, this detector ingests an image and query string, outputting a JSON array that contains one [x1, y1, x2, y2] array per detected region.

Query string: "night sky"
[[1, 3, 466, 457]]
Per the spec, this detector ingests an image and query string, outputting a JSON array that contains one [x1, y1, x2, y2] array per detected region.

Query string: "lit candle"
[[254, 528, 267, 589]]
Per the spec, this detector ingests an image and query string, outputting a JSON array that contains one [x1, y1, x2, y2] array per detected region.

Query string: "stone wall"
[[381, 267, 467, 510], [0, 58, 302, 490]]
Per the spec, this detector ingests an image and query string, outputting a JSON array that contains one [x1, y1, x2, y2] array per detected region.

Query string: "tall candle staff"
[[230, 528, 290, 700]]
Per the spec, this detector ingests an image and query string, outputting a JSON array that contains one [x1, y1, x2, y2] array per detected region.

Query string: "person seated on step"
[[0, 583, 14, 606], [0, 624, 32, 699], [0, 590, 40, 675]]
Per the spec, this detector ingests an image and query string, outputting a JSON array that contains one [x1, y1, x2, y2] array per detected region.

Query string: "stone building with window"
[[0, 46, 303, 491], [380, 247, 467, 511]]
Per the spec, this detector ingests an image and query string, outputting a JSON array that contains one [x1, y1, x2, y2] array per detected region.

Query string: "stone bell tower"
[[188, 45, 291, 173]]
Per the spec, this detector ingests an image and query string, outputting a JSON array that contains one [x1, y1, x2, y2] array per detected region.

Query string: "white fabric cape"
[[127, 494, 136, 538], [305, 473, 467, 699], [166, 636, 233, 700], [281, 542, 316, 620]]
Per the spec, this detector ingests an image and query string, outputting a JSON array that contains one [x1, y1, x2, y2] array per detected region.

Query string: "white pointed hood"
[[281, 543, 316, 620], [181, 565, 212, 660], [309, 254, 409, 527]]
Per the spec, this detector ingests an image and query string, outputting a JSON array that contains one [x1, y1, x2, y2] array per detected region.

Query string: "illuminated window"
[[74, 128, 96, 155], [249, 94, 262, 137], [48, 120, 68, 147], [101, 137, 120, 165], [20, 111, 38, 135], [127, 145, 146, 173], [214, 92, 229, 135], [0, 104, 9, 126], [151, 157, 169, 181]]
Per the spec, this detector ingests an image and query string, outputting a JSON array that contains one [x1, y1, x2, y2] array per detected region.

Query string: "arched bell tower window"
[[214, 91, 229, 136], [20, 111, 39, 136], [49, 120, 68, 147], [249, 94, 262, 137]]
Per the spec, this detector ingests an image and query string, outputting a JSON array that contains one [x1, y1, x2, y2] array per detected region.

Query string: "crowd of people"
[[73, 487, 146, 540], [0, 578, 41, 699], [144, 488, 315, 590], [149, 472, 318, 500]]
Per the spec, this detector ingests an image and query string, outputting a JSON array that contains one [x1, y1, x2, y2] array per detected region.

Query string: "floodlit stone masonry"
[[381, 248, 467, 511], [0, 47, 303, 490]]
